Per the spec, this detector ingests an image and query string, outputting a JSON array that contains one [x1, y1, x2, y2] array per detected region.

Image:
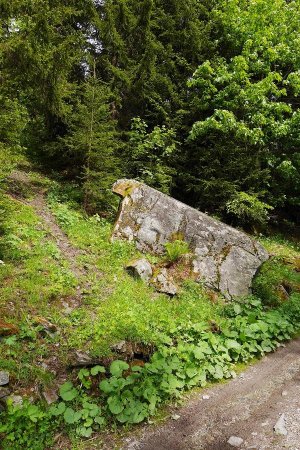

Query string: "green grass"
[[0, 171, 223, 388], [0, 168, 300, 449], [47, 195, 223, 356]]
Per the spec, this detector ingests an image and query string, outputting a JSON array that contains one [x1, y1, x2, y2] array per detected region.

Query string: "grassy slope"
[[0, 167, 299, 449], [0, 169, 221, 390]]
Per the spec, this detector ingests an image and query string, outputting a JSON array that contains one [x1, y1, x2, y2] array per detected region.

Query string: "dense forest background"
[[1, 0, 299, 229]]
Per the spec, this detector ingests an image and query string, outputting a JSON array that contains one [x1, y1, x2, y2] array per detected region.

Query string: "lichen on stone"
[[112, 179, 269, 299]]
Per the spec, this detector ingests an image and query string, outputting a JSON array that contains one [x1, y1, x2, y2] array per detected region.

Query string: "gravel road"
[[123, 338, 300, 450]]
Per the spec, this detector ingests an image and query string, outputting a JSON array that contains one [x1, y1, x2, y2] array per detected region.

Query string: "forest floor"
[[0, 164, 300, 449], [121, 338, 300, 450]]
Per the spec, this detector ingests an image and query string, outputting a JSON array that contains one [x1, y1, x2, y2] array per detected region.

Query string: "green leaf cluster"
[[164, 240, 190, 263], [49, 370, 107, 438], [52, 294, 300, 432], [0, 399, 54, 450]]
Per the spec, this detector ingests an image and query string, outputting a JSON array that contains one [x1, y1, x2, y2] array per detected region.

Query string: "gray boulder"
[[112, 180, 268, 299]]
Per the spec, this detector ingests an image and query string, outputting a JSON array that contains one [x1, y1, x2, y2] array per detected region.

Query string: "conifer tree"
[[94, 0, 212, 127], [1, 0, 95, 157], [59, 61, 120, 214]]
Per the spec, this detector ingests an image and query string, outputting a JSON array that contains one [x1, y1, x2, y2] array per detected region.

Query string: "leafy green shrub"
[[226, 192, 273, 227], [0, 399, 54, 450], [164, 240, 189, 263], [49, 368, 106, 438], [253, 258, 300, 306], [128, 117, 177, 194], [280, 293, 300, 324], [51, 295, 300, 432]]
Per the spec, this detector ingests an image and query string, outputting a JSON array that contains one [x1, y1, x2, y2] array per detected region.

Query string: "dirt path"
[[6, 170, 95, 311], [123, 338, 300, 450], [8, 169, 85, 277], [29, 191, 86, 279]]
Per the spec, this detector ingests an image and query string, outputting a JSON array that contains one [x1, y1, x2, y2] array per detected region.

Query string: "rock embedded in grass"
[[151, 268, 178, 296], [7, 395, 23, 407], [42, 388, 59, 405], [126, 258, 153, 283], [0, 371, 9, 386], [0, 387, 10, 399]]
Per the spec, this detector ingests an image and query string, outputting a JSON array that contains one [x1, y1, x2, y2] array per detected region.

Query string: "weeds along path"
[[28, 191, 85, 280], [123, 338, 300, 450], [7, 169, 90, 299]]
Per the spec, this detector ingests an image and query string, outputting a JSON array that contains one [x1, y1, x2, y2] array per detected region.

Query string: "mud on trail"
[[122, 338, 300, 450]]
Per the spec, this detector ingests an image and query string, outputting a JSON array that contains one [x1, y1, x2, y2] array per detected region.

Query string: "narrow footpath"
[[123, 338, 300, 450]]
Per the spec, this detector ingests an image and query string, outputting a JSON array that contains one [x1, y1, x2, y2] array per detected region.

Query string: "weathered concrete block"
[[112, 180, 268, 299]]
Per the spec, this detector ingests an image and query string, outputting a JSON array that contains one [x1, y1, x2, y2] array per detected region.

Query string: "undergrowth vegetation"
[[0, 169, 300, 449]]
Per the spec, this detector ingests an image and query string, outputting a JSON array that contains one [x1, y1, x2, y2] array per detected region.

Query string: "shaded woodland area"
[[1, 0, 299, 227]]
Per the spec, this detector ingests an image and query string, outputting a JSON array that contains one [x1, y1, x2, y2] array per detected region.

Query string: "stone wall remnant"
[[112, 179, 268, 299]]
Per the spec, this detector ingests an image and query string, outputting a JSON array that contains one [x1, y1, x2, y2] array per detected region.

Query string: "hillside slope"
[[0, 165, 299, 449]]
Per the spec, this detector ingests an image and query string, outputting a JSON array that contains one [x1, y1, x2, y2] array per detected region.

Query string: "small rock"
[[126, 258, 153, 283], [227, 436, 244, 447], [282, 390, 288, 396], [152, 268, 178, 296], [74, 350, 93, 365], [202, 395, 210, 400], [171, 414, 180, 420], [0, 371, 9, 386], [274, 414, 288, 436], [8, 395, 23, 407], [33, 316, 57, 336], [111, 340, 128, 353], [62, 302, 74, 315], [42, 388, 58, 405], [0, 387, 10, 399]]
